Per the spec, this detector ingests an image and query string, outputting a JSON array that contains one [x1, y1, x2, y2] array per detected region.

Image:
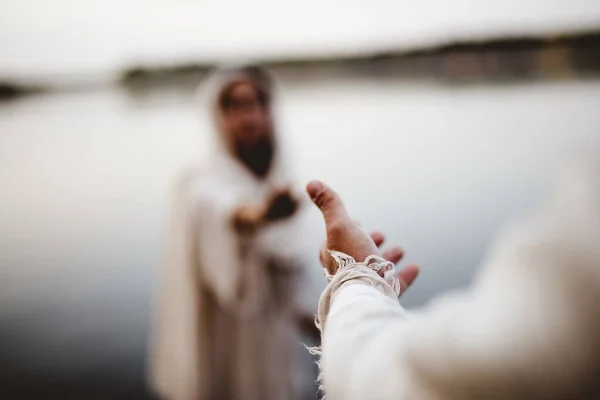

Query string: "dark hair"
[[219, 80, 270, 110], [217, 65, 273, 110]]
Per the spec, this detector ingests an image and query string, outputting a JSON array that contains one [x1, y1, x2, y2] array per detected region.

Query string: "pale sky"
[[1, 0, 599, 79]]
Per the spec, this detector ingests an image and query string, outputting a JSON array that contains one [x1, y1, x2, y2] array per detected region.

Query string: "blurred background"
[[1, 0, 600, 398]]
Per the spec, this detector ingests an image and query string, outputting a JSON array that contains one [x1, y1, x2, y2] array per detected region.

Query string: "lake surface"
[[1, 76, 599, 397]]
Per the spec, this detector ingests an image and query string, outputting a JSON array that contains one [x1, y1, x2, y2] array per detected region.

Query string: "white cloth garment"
[[318, 156, 600, 400], [149, 66, 323, 400]]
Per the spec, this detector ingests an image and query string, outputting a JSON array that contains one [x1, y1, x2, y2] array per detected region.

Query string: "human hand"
[[232, 188, 299, 232], [264, 187, 299, 222], [232, 203, 266, 232], [306, 180, 419, 293]]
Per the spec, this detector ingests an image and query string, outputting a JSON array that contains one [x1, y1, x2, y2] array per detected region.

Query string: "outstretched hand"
[[232, 187, 299, 233], [306, 180, 419, 294], [264, 187, 299, 222]]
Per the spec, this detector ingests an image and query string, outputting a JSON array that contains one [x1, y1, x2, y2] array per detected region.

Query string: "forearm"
[[320, 158, 600, 399], [321, 267, 591, 400], [315, 255, 412, 400], [322, 282, 411, 400]]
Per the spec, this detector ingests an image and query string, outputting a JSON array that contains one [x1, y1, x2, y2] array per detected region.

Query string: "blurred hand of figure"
[[264, 187, 299, 222], [232, 203, 266, 232], [306, 180, 419, 293], [232, 187, 299, 232]]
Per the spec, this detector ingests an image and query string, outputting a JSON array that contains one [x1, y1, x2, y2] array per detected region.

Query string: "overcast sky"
[[1, 0, 599, 79]]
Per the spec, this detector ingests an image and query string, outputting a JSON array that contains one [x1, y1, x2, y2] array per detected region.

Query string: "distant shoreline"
[[2, 29, 599, 102], [0, 82, 47, 102]]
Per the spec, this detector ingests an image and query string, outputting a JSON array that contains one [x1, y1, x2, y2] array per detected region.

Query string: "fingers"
[[382, 246, 404, 264], [306, 181, 349, 227], [397, 264, 420, 294], [370, 231, 385, 247]]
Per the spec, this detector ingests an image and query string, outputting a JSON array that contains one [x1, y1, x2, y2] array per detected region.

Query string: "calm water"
[[1, 76, 599, 397]]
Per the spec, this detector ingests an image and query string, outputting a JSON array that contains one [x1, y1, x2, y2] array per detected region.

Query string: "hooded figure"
[[149, 66, 323, 400]]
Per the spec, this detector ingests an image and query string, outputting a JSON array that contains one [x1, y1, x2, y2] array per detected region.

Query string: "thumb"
[[306, 180, 348, 225]]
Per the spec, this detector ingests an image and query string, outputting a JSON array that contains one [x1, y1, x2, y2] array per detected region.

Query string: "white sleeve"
[[321, 160, 600, 400], [190, 179, 245, 310]]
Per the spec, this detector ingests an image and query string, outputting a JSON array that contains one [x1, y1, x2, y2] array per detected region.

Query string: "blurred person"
[[149, 65, 323, 400], [306, 154, 600, 399]]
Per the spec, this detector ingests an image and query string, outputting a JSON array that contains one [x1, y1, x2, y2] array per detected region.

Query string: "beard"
[[235, 135, 275, 179]]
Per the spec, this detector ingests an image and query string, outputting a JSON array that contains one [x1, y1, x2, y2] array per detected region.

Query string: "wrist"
[[326, 250, 401, 296]]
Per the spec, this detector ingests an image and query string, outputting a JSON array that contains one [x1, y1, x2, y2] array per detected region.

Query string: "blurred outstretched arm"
[[307, 160, 600, 399]]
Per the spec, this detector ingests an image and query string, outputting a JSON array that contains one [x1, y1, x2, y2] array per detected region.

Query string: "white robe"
[[149, 68, 323, 400], [318, 157, 600, 400]]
